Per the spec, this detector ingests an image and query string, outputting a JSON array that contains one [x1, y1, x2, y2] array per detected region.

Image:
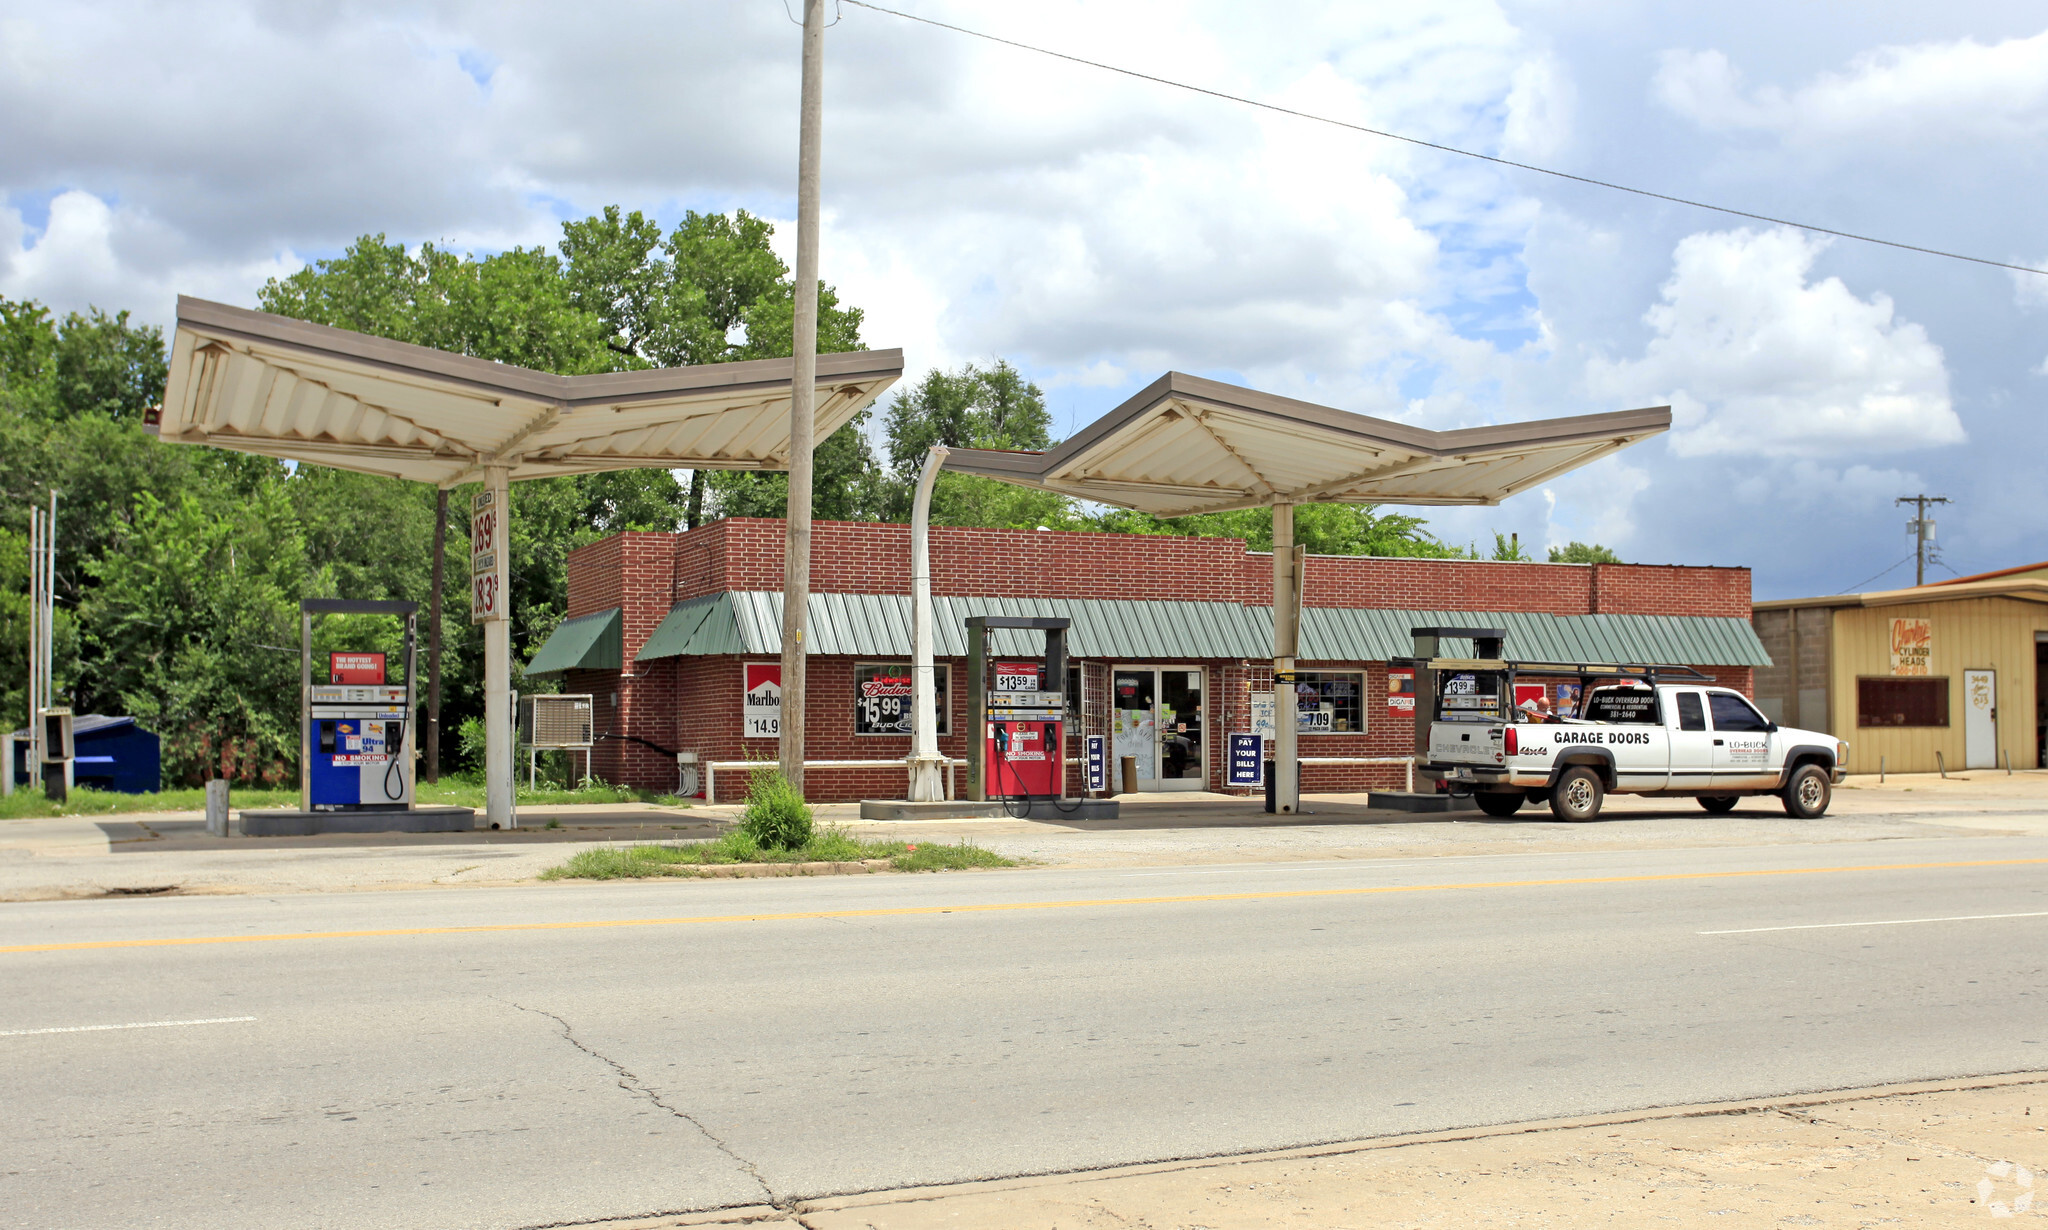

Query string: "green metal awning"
[[526, 606, 623, 675], [631, 593, 1770, 668]]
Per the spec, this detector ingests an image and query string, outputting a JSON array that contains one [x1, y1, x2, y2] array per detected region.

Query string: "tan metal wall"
[[1829, 597, 2048, 774]]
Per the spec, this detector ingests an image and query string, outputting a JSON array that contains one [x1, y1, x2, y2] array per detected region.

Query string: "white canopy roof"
[[152, 297, 904, 486], [945, 372, 1669, 515]]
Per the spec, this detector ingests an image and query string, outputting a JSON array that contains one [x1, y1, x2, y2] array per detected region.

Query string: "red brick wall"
[[1590, 563, 1751, 617], [557, 519, 1757, 800], [573, 519, 1755, 616], [1303, 558, 1593, 615]]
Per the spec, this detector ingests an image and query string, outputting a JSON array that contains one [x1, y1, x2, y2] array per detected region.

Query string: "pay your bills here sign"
[[470, 488, 507, 623]]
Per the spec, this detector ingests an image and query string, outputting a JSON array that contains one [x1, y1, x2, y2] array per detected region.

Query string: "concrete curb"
[[679, 859, 895, 878]]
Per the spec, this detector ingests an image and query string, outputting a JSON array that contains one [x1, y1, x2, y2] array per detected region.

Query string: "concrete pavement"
[[1, 835, 2043, 1228], [6, 772, 2048, 899]]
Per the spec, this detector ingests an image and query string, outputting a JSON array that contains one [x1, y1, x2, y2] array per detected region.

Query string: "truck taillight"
[[1504, 727, 1518, 755]]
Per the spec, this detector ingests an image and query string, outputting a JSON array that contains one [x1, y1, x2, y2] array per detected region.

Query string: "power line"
[[842, 1, 2048, 279], [1837, 553, 1914, 595]]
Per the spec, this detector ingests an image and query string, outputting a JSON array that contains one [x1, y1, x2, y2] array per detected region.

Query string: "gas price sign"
[[470, 488, 507, 624], [994, 662, 1042, 692]]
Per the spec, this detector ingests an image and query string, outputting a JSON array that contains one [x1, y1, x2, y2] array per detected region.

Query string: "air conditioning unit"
[[520, 694, 594, 749]]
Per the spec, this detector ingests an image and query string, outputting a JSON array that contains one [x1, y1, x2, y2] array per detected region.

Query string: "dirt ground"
[[612, 1074, 2048, 1228]]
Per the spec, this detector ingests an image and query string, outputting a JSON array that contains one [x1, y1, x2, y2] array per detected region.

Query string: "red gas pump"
[[986, 661, 1062, 798], [966, 618, 1070, 813]]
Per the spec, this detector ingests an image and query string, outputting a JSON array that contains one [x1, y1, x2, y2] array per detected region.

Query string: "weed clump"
[[738, 765, 813, 851]]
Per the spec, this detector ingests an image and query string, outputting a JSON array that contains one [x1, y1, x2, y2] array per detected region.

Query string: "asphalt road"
[[3, 835, 2045, 1229]]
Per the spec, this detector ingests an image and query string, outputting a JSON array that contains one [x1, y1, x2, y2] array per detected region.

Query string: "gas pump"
[[302, 599, 418, 812], [965, 615, 1071, 813]]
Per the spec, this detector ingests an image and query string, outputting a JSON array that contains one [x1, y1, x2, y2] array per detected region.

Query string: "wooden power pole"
[[779, 0, 825, 792], [1896, 494, 1950, 587]]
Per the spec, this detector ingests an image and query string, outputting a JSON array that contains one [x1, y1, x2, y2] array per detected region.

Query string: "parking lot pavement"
[[0, 772, 2044, 899]]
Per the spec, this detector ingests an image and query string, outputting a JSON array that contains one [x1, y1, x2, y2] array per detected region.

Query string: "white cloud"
[[1655, 30, 2048, 144], [1587, 227, 1962, 459], [1503, 55, 1575, 158]]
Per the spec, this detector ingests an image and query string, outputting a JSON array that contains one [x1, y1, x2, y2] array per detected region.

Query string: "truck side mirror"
[[1767, 722, 1779, 733]]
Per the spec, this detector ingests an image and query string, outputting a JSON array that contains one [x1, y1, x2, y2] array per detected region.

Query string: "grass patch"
[[416, 777, 687, 809], [0, 785, 300, 820], [539, 828, 1016, 880]]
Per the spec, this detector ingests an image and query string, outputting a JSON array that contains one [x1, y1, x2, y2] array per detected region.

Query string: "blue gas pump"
[[301, 599, 418, 812]]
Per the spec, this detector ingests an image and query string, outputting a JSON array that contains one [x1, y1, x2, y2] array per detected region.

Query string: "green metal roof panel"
[[635, 594, 749, 661], [630, 593, 1772, 668], [527, 606, 623, 675]]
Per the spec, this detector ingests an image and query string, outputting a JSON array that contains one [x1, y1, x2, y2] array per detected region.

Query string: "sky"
[[2, 0, 2044, 598]]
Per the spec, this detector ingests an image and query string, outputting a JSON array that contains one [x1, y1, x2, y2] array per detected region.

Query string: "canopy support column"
[[1272, 501, 1301, 814], [908, 445, 950, 801], [483, 466, 515, 830]]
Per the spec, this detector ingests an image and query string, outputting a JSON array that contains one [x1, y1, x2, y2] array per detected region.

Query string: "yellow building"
[[1752, 562, 2048, 774]]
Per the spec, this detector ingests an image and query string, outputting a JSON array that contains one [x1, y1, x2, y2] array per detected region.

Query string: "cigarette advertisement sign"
[[1890, 618, 1932, 676], [1387, 668, 1414, 717], [743, 662, 781, 738]]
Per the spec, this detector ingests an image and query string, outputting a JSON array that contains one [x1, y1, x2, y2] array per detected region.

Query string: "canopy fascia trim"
[[943, 371, 1669, 516]]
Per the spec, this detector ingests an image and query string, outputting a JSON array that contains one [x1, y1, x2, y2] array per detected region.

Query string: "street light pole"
[[780, 0, 825, 793]]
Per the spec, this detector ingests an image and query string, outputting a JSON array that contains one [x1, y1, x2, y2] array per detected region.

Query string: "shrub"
[[738, 764, 813, 850]]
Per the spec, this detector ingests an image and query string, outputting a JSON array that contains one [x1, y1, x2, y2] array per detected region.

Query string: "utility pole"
[[779, 0, 824, 792], [1896, 494, 1950, 587]]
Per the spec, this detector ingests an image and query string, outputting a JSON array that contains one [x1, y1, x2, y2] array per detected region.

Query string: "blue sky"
[[2, 0, 2044, 597]]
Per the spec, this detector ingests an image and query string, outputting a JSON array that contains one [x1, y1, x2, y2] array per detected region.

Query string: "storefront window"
[[1294, 671, 1364, 734], [854, 662, 951, 735], [1858, 677, 1948, 728]]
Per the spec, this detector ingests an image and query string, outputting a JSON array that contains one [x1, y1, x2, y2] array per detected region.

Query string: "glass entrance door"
[[1111, 666, 1206, 791]]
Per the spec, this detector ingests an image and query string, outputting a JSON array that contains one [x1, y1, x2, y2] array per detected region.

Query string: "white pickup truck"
[[1421, 668, 1849, 822]]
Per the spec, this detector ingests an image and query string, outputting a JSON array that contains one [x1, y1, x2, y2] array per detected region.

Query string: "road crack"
[[504, 999, 779, 1206]]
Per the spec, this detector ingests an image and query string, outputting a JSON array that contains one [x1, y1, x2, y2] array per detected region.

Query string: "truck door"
[[1708, 692, 1777, 790], [1667, 690, 1716, 791]]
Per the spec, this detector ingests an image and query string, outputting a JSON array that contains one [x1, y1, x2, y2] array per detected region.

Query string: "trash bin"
[[1263, 759, 1302, 813], [1119, 755, 1138, 795]]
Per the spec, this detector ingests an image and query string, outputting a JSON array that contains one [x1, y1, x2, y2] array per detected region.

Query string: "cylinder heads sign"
[[1890, 618, 1932, 676], [744, 663, 782, 738], [470, 488, 507, 624]]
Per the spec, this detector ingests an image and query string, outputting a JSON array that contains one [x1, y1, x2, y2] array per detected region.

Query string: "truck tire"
[[1782, 763, 1831, 818], [1475, 792, 1524, 817], [1550, 767, 1604, 822], [1698, 796, 1739, 814]]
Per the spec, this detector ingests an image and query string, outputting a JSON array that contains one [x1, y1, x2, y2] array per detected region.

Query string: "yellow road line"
[[5, 857, 2044, 956]]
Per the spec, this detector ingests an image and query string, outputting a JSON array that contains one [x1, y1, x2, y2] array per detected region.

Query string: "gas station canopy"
[[944, 371, 1670, 516], [153, 298, 904, 486]]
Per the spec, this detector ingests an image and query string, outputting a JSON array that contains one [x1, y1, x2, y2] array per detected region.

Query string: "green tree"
[[1548, 540, 1622, 564], [1087, 503, 1462, 557], [879, 361, 1069, 528], [80, 483, 310, 785], [559, 206, 876, 526]]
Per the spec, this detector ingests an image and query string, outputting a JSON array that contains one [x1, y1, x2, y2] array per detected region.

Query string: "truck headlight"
[[1837, 741, 1850, 766]]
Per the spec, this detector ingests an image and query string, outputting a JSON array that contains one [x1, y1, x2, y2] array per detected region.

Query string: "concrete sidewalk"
[[641, 1073, 2048, 1228], [2, 773, 2046, 899]]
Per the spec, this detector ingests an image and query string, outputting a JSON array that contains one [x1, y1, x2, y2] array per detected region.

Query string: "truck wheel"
[[1698, 796, 1739, 814], [1550, 767, 1604, 822], [1782, 764, 1831, 818], [1475, 792, 1524, 818]]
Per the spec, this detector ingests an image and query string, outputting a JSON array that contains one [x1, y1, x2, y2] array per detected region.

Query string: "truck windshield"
[[1582, 688, 1660, 723]]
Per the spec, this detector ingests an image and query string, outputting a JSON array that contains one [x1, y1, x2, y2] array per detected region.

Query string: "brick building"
[[529, 518, 1768, 802]]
